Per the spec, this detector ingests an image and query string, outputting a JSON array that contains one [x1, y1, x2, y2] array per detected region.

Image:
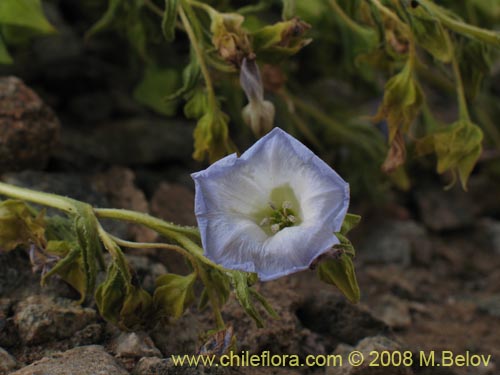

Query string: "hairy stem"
[[179, 2, 218, 109]]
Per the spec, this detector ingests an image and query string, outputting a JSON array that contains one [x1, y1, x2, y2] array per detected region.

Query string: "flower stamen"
[[259, 200, 299, 234]]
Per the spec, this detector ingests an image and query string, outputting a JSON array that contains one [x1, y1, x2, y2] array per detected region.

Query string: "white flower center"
[[252, 184, 302, 236]]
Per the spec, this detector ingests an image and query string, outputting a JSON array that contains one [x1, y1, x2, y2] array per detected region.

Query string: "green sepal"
[[162, 0, 180, 42], [153, 272, 197, 320], [317, 254, 360, 304], [198, 268, 230, 311], [339, 213, 361, 236], [85, 0, 122, 39], [229, 271, 264, 327], [0, 0, 55, 33]]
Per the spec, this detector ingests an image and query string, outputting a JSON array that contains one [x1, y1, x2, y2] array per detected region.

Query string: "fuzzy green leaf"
[[183, 88, 208, 120], [374, 60, 424, 143], [162, 0, 180, 42], [165, 58, 200, 101], [153, 272, 197, 320], [318, 254, 360, 303], [42, 241, 86, 302], [0, 200, 45, 252], [95, 262, 129, 325], [417, 120, 483, 189], [73, 203, 102, 296], [120, 286, 153, 329], [192, 108, 234, 163], [252, 18, 312, 63], [409, 6, 452, 62], [229, 272, 265, 327], [459, 40, 491, 100], [0, 0, 55, 33], [133, 65, 179, 115]]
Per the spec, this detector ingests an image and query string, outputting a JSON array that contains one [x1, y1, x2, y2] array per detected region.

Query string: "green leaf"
[[153, 272, 197, 320], [162, 0, 180, 42], [417, 120, 483, 189], [0, 34, 13, 64], [198, 268, 230, 311], [229, 271, 264, 328], [42, 241, 87, 302], [374, 59, 424, 143], [73, 203, 102, 296], [133, 65, 179, 115], [459, 40, 491, 100], [183, 88, 208, 120], [165, 58, 200, 101], [120, 286, 153, 329], [340, 214, 361, 236], [0, 200, 45, 252], [0, 0, 55, 33], [409, 6, 452, 63], [252, 18, 312, 63], [318, 254, 360, 303], [95, 261, 129, 325], [192, 108, 234, 163]]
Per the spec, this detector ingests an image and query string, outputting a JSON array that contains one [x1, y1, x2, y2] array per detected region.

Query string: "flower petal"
[[192, 127, 350, 281]]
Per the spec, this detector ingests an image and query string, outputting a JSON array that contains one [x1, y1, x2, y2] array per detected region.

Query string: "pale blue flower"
[[192, 128, 350, 281]]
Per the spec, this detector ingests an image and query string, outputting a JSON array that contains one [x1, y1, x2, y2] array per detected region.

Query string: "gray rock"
[[0, 76, 60, 172], [329, 336, 413, 375], [297, 291, 389, 349], [415, 185, 475, 231], [113, 331, 162, 358], [126, 255, 168, 293], [371, 294, 412, 329], [60, 117, 194, 165], [478, 219, 500, 255], [477, 295, 500, 318], [132, 357, 230, 375], [14, 295, 97, 344], [0, 346, 18, 374], [360, 220, 432, 267], [11, 345, 129, 375]]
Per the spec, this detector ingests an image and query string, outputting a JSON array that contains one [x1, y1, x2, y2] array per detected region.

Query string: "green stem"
[[329, 0, 367, 35], [179, 2, 218, 109], [197, 265, 225, 329], [370, 0, 411, 35], [0, 181, 76, 213], [419, 0, 500, 46], [143, 0, 164, 17], [95, 208, 199, 237]]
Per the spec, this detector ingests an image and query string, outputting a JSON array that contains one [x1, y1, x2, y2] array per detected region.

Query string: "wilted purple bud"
[[240, 58, 276, 137]]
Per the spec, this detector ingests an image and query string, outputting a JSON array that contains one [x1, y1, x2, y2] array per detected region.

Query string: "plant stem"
[[0, 181, 76, 213], [329, 0, 367, 35], [179, 2, 218, 109], [370, 0, 411, 35], [143, 0, 164, 17], [419, 0, 500, 46]]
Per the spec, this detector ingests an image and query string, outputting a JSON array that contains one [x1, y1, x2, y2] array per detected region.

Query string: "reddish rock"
[[0, 77, 60, 172]]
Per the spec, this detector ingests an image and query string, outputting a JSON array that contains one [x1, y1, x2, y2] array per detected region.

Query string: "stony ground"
[[1, 165, 499, 375]]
